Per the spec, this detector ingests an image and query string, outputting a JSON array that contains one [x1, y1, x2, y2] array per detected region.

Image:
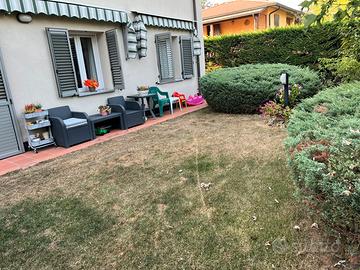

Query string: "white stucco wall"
[[0, 0, 205, 142]]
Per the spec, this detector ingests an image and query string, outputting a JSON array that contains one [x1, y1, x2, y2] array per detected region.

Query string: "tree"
[[301, 0, 359, 27], [301, 0, 360, 83]]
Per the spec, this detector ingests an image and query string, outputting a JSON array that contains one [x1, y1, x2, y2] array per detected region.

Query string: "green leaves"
[[303, 14, 318, 27], [205, 24, 341, 70], [299, 0, 313, 9]]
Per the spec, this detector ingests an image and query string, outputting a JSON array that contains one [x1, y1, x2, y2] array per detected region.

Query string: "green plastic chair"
[[148, 87, 170, 117]]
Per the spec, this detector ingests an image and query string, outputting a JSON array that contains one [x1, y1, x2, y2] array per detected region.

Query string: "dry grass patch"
[[0, 109, 340, 269]]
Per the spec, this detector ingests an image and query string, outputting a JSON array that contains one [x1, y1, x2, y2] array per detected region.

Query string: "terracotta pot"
[[100, 111, 109, 116]]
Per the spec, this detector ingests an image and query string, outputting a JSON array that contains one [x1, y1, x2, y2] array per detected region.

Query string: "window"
[[69, 34, 104, 93], [155, 33, 194, 83], [47, 28, 123, 98], [214, 24, 221, 36], [206, 25, 211, 36], [286, 17, 294, 26], [155, 33, 175, 83], [274, 14, 280, 27]]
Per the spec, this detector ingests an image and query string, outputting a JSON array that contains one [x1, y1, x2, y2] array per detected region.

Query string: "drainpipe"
[[268, 6, 280, 28], [192, 0, 202, 92]]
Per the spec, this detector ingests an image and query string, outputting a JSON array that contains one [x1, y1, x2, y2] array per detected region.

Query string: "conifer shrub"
[[200, 64, 321, 114], [286, 82, 360, 233]]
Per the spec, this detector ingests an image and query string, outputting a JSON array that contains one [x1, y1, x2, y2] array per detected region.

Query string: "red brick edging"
[[0, 104, 207, 176]]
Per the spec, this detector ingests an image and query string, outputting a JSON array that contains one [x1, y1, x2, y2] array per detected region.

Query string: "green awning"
[[138, 13, 194, 31], [0, 0, 128, 24]]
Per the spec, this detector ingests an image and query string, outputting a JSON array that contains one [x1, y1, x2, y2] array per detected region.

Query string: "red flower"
[[84, 79, 99, 89]]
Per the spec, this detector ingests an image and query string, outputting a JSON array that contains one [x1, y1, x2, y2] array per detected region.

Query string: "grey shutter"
[[46, 28, 77, 98], [180, 36, 194, 79], [106, 30, 124, 90], [155, 33, 174, 83], [0, 51, 23, 159]]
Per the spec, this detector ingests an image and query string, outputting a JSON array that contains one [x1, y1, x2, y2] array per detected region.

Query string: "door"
[[0, 50, 23, 159]]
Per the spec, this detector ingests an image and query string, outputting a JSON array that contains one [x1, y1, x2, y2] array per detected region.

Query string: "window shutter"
[[46, 28, 77, 98], [155, 33, 174, 83], [106, 30, 124, 90], [0, 50, 23, 158], [0, 64, 6, 100], [180, 36, 194, 79]]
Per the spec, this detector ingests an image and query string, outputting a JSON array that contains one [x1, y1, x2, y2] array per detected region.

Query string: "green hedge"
[[205, 24, 341, 69], [286, 82, 360, 232], [200, 64, 321, 114]]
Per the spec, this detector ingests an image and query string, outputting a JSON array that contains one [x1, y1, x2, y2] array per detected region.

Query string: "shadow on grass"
[[0, 197, 115, 268]]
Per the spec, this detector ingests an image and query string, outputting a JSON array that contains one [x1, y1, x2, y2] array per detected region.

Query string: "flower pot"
[[89, 87, 96, 92], [138, 90, 148, 95], [100, 111, 109, 116]]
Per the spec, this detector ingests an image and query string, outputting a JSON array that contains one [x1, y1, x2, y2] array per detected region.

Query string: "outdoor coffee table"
[[127, 93, 157, 119], [89, 112, 123, 139]]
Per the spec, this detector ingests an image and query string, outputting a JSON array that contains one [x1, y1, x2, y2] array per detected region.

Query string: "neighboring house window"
[[214, 24, 221, 35], [254, 14, 259, 29], [155, 33, 175, 83], [69, 35, 104, 93], [206, 25, 211, 36], [274, 14, 280, 27], [286, 17, 294, 25]]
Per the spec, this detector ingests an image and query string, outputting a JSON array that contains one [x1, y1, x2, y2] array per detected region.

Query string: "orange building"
[[202, 0, 301, 36]]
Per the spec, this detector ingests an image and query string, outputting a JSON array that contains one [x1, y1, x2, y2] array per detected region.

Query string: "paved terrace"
[[0, 104, 207, 176]]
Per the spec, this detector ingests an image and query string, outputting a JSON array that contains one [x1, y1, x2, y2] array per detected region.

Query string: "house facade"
[[202, 0, 301, 36], [0, 0, 205, 159]]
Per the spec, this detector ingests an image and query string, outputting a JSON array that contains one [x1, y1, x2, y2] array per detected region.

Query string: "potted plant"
[[137, 85, 149, 95], [35, 103, 43, 112], [84, 79, 99, 92], [98, 105, 111, 116], [24, 104, 37, 114]]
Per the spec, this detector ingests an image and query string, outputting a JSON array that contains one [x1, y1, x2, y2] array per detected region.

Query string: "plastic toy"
[[186, 95, 204, 106]]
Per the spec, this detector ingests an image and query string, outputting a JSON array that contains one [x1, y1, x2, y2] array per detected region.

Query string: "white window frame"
[[70, 34, 105, 94]]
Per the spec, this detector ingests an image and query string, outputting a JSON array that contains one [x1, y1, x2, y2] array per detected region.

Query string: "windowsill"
[[156, 78, 185, 85], [78, 88, 116, 97]]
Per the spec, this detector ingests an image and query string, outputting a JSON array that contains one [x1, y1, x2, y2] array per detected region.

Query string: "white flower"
[[311, 223, 319, 229], [342, 190, 351, 196], [342, 139, 352, 146], [350, 128, 360, 134]]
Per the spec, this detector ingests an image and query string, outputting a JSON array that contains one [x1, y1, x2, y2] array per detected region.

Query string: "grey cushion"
[[63, 118, 88, 129]]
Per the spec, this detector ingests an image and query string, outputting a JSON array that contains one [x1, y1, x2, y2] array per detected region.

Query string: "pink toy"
[[186, 95, 204, 106]]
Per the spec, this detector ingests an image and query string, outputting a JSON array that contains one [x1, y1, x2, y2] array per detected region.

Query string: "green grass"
[[0, 110, 334, 269]]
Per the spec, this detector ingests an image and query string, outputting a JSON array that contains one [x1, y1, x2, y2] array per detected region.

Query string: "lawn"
[[0, 109, 336, 269]]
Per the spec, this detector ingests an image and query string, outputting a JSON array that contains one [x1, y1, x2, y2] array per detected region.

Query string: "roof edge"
[[202, 2, 302, 20]]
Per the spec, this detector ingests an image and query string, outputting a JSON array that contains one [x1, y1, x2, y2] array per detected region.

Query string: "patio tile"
[[0, 104, 207, 177]]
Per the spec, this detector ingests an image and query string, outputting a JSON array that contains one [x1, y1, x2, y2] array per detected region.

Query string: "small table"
[[89, 112, 123, 139], [127, 93, 157, 119]]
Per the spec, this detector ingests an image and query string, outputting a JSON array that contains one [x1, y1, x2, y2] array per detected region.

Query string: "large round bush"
[[286, 82, 360, 233], [200, 64, 321, 114]]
